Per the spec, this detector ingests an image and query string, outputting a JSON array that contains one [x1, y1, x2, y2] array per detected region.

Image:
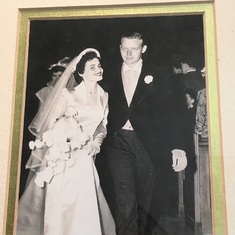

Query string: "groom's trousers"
[[107, 129, 155, 235]]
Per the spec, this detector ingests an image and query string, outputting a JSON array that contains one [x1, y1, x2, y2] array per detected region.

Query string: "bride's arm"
[[94, 94, 109, 144], [88, 94, 109, 156]]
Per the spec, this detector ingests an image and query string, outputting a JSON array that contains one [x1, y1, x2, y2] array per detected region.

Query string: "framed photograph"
[[7, 2, 227, 235]]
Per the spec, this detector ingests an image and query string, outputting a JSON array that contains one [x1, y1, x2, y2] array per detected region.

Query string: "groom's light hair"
[[120, 31, 145, 46]]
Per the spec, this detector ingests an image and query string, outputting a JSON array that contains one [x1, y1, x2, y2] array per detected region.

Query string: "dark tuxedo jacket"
[[182, 71, 205, 94], [105, 61, 184, 168]]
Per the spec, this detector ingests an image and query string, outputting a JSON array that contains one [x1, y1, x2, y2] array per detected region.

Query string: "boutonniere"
[[144, 75, 153, 84]]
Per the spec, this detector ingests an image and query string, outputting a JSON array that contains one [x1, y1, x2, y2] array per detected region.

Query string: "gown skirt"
[[17, 148, 116, 235]]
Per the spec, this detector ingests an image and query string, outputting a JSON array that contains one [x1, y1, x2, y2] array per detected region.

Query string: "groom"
[[105, 31, 187, 235]]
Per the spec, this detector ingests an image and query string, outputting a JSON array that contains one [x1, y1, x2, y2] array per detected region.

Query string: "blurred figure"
[[200, 66, 206, 78], [170, 53, 184, 111], [180, 50, 205, 230], [185, 88, 197, 110], [195, 88, 208, 138], [36, 57, 70, 106], [180, 50, 205, 94], [171, 53, 183, 75], [183, 88, 197, 152]]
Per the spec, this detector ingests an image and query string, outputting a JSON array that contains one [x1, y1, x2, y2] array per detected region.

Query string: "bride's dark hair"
[[74, 51, 101, 84]]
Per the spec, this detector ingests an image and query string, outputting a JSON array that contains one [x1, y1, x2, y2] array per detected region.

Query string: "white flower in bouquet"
[[42, 130, 54, 147], [29, 139, 44, 150], [29, 141, 36, 150], [35, 139, 44, 148], [34, 167, 54, 187]]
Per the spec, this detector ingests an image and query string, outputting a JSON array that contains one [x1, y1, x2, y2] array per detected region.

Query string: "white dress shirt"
[[122, 59, 143, 130]]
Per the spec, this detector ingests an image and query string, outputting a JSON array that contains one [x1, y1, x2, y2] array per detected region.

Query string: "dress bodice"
[[61, 82, 108, 137]]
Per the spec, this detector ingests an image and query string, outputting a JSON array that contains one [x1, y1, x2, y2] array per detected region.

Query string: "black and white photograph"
[[16, 14, 211, 235]]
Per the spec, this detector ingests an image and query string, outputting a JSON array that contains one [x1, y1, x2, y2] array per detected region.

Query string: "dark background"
[[19, 15, 204, 197]]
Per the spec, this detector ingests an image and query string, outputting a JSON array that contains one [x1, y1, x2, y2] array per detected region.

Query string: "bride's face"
[[81, 58, 103, 82]]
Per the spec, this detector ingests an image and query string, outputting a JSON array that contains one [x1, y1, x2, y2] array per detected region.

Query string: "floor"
[[156, 215, 195, 235], [146, 205, 195, 235]]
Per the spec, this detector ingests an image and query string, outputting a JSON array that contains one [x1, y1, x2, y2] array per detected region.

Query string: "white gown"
[[17, 82, 116, 235]]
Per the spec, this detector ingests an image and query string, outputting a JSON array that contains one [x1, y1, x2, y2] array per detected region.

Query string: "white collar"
[[185, 68, 196, 74], [122, 59, 143, 74], [188, 104, 194, 109]]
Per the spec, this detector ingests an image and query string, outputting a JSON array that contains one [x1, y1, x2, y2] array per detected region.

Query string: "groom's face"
[[120, 38, 147, 67]]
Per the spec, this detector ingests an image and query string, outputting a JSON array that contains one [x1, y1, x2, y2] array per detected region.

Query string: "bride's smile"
[[80, 58, 103, 82]]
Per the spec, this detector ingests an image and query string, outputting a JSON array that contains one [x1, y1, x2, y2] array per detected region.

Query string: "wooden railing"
[[178, 134, 212, 235], [194, 133, 212, 235]]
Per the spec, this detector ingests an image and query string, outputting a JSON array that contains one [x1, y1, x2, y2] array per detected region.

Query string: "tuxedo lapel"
[[130, 65, 154, 108], [117, 69, 129, 108]]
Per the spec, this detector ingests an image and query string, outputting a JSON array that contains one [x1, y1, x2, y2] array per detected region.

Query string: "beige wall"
[[214, 0, 235, 233], [1, 0, 234, 234]]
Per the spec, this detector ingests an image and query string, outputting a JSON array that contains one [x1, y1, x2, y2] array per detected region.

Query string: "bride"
[[17, 48, 116, 235]]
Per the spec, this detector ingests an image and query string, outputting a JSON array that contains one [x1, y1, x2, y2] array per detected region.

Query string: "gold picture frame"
[[6, 2, 227, 234]]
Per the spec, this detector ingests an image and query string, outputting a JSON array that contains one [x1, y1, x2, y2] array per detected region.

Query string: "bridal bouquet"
[[29, 109, 90, 187]]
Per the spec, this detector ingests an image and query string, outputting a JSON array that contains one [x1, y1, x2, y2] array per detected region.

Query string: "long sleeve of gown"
[[93, 95, 109, 147]]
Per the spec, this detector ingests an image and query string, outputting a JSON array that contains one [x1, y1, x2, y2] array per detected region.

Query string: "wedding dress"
[[17, 81, 116, 235]]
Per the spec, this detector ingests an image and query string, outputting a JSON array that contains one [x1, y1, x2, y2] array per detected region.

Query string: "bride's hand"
[[64, 106, 78, 118], [87, 139, 100, 157]]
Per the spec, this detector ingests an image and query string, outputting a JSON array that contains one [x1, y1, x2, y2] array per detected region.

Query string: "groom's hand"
[[171, 149, 187, 172]]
